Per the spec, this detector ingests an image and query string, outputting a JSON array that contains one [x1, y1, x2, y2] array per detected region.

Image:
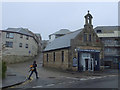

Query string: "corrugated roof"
[[2, 28, 33, 36], [44, 29, 82, 52]]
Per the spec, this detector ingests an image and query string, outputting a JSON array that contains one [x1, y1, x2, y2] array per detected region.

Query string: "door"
[[94, 52, 100, 71], [85, 59, 88, 70], [90, 58, 94, 71]]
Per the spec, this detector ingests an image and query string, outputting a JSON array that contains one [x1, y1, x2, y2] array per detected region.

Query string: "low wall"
[[2, 55, 35, 64]]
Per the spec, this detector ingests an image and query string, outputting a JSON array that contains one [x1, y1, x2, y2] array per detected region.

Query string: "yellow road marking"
[[10, 77, 33, 88]]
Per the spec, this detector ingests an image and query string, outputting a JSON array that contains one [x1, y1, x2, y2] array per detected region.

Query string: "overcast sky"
[[2, 2, 118, 40]]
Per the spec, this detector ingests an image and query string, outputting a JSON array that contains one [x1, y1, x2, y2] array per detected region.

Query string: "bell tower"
[[84, 10, 93, 27]]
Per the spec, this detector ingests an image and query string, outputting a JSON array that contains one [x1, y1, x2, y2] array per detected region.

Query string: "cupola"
[[84, 10, 93, 25]]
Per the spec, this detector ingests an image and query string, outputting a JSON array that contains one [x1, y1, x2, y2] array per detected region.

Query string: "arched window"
[[84, 33, 87, 42]]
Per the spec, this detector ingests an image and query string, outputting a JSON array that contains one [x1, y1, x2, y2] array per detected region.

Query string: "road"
[[5, 75, 118, 89], [5, 53, 119, 89]]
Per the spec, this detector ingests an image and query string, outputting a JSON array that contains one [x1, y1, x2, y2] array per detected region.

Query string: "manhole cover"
[[48, 77, 56, 78]]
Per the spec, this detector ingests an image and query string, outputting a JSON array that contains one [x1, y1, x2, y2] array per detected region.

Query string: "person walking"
[[28, 61, 39, 80]]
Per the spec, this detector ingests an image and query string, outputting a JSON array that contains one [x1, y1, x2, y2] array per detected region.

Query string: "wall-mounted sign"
[[29, 51, 31, 54], [73, 57, 77, 67], [76, 48, 100, 52]]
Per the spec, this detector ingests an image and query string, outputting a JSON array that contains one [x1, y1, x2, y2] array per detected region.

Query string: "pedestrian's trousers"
[[28, 70, 38, 79]]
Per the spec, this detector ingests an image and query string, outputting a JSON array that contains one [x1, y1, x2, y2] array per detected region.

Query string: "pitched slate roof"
[[2, 28, 33, 36], [44, 29, 83, 52], [50, 29, 71, 35], [2, 28, 39, 44]]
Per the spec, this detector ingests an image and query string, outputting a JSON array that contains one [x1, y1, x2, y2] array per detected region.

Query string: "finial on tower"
[[88, 10, 89, 14]]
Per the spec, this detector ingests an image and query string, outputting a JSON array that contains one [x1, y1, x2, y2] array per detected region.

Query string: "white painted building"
[[1, 28, 41, 63], [49, 29, 71, 43]]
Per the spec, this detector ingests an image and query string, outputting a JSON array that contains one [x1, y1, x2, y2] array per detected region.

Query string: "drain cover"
[[48, 77, 56, 78]]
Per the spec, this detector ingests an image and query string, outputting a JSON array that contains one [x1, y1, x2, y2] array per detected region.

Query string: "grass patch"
[[0, 61, 7, 79]]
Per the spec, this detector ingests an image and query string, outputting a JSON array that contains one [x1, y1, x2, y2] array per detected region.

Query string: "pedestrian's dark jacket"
[[33, 63, 37, 71]]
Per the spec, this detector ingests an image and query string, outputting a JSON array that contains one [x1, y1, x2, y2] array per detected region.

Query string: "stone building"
[[43, 11, 104, 71], [35, 33, 42, 53], [41, 40, 49, 51], [1, 28, 41, 63], [94, 26, 120, 69]]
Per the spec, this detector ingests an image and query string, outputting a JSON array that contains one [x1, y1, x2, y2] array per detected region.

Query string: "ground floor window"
[[53, 52, 55, 62], [61, 51, 64, 62], [47, 54, 48, 62], [104, 61, 111, 68]]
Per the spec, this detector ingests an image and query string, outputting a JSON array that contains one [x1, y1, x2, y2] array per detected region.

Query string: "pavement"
[[2, 67, 26, 89]]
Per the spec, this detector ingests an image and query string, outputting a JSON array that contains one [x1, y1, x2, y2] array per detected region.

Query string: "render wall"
[[2, 55, 35, 64], [2, 32, 38, 63]]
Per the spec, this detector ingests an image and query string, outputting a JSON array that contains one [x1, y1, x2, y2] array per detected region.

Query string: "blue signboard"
[[29, 51, 31, 54], [73, 57, 77, 67], [77, 49, 100, 52]]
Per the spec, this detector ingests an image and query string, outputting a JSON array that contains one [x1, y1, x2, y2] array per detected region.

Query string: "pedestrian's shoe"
[[36, 77, 39, 79], [28, 78, 31, 80]]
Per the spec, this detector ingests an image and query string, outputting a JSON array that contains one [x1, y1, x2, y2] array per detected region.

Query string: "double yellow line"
[[10, 77, 33, 88]]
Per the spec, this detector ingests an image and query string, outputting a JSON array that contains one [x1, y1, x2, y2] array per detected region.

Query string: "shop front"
[[77, 49, 100, 71]]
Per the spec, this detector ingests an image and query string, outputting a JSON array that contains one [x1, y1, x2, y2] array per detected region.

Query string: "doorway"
[[85, 59, 89, 70]]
